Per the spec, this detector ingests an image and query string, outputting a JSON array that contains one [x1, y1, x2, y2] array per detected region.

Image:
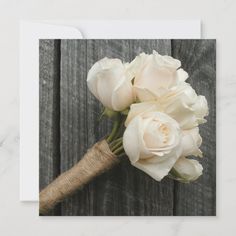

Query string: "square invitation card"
[[39, 39, 216, 216]]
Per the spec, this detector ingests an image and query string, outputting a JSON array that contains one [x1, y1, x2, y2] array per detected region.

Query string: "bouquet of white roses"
[[40, 51, 208, 214]]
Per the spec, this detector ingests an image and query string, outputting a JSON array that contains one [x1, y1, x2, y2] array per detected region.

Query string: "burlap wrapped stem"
[[39, 140, 120, 215]]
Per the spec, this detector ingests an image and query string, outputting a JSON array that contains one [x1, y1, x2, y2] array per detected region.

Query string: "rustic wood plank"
[[172, 40, 216, 216], [60, 40, 89, 215], [41, 39, 216, 216], [39, 39, 61, 215], [60, 39, 174, 215]]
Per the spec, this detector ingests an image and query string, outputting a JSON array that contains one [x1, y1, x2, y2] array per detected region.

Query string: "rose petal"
[[112, 81, 134, 111], [132, 149, 181, 181], [152, 51, 181, 69], [126, 52, 149, 78], [134, 86, 158, 102], [172, 157, 203, 182], [134, 64, 177, 100], [96, 67, 123, 109], [87, 58, 107, 99], [192, 95, 209, 124], [161, 83, 204, 129], [123, 116, 146, 163], [125, 102, 160, 126], [135, 64, 176, 90], [164, 98, 198, 129], [181, 127, 202, 157], [176, 68, 189, 82]]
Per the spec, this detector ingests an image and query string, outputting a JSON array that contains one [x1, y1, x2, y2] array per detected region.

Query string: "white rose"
[[87, 57, 134, 111], [181, 127, 202, 157], [123, 111, 183, 181], [126, 102, 203, 158], [160, 82, 209, 129], [125, 83, 208, 130], [170, 157, 203, 182], [127, 51, 188, 102]]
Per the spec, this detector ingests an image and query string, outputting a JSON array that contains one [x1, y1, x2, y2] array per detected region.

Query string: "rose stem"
[[110, 137, 122, 149], [106, 119, 120, 143], [113, 145, 124, 155]]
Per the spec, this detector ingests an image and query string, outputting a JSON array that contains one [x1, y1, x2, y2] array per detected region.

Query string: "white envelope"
[[20, 20, 201, 201], [19, 22, 83, 202]]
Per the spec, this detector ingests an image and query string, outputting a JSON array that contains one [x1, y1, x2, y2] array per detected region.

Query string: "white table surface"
[[0, 0, 236, 235]]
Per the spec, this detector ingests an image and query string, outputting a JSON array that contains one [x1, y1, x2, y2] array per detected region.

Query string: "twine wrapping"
[[39, 140, 119, 215]]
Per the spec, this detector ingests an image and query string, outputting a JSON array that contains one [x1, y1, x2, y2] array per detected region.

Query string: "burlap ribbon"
[[39, 140, 119, 215]]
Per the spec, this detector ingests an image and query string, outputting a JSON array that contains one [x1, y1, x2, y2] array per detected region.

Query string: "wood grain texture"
[[60, 40, 89, 215], [39, 40, 61, 215], [39, 39, 216, 216], [172, 40, 216, 216]]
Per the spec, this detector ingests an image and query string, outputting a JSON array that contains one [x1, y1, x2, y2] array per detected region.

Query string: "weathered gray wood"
[[172, 40, 216, 216], [39, 40, 61, 215], [40, 39, 216, 216], [60, 40, 89, 215], [59, 39, 175, 216]]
